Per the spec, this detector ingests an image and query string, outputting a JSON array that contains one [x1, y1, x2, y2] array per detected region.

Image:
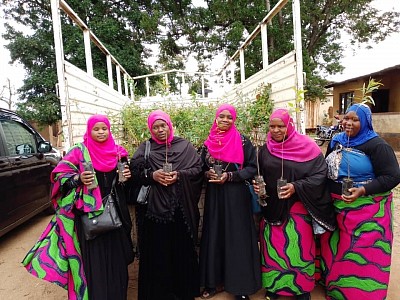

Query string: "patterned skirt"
[[320, 192, 393, 300], [260, 201, 315, 296]]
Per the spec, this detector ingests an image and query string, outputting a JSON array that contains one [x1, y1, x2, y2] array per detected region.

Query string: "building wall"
[[331, 70, 400, 113], [331, 71, 400, 150], [29, 121, 62, 148], [372, 113, 400, 150], [305, 91, 333, 129], [381, 70, 400, 112]]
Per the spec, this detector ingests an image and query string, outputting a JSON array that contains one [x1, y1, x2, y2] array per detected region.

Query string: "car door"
[[0, 118, 52, 236]]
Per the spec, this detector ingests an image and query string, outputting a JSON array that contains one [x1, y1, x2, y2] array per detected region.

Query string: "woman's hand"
[[152, 169, 176, 186], [342, 186, 365, 203], [208, 170, 228, 184], [165, 171, 178, 185], [278, 182, 295, 199], [121, 164, 131, 179], [206, 168, 217, 180], [80, 171, 95, 186], [252, 180, 260, 194]]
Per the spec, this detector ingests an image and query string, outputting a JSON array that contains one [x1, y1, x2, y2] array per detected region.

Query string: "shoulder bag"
[[238, 134, 261, 214], [81, 176, 122, 240], [137, 140, 151, 205]]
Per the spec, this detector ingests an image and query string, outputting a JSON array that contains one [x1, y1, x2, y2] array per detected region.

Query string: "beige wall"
[[331, 70, 400, 150], [331, 70, 400, 113], [372, 113, 400, 150]]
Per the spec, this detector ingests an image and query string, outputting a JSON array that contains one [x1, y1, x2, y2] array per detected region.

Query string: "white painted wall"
[[63, 62, 131, 145]]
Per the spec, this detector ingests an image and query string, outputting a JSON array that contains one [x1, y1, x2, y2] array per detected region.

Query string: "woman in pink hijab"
[[23, 114, 134, 300], [254, 108, 336, 300], [199, 104, 261, 300]]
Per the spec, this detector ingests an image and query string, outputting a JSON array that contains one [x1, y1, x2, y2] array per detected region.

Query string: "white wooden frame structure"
[[51, 0, 304, 151], [51, 0, 134, 149]]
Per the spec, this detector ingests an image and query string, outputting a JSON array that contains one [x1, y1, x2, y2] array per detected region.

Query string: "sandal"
[[200, 288, 220, 299]]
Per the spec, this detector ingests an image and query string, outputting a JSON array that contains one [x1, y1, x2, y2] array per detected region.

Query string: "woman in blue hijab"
[[320, 103, 400, 299]]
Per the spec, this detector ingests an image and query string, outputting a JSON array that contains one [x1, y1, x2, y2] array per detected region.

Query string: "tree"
[[0, 78, 16, 110], [2, 0, 399, 123], [2, 0, 154, 125], [152, 0, 400, 100]]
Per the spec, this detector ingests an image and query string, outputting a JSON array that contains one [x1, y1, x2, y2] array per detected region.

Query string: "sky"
[[326, 0, 400, 82], [1, 0, 400, 108]]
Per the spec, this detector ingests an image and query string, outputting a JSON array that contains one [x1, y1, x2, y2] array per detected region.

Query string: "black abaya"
[[199, 136, 261, 296], [77, 170, 134, 300]]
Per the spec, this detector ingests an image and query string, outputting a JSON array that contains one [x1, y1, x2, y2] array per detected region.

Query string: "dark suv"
[[0, 108, 61, 237]]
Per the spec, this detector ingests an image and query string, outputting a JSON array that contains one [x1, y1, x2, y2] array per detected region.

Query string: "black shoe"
[[235, 296, 249, 300], [265, 290, 279, 300], [296, 292, 311, 300]]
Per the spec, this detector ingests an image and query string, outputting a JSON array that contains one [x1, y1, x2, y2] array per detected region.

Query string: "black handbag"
[[137, 140, 151, 205], [81, 177, 122, 240], [136, 185, 150, 204]]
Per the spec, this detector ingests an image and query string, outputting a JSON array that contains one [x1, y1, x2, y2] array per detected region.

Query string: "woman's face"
[[216, 109, 233, 131], [151, 119, 170, 141], [269, 118, 287, 142], [342, 111, 361, 137], [91, 122, 109, 143]]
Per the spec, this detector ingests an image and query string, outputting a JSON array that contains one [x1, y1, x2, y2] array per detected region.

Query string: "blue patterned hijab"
[[330, 103, 378, 148]]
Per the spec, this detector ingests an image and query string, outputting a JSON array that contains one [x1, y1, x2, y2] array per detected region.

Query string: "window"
[[371, 89, 389, 113], [0, 120, 37, 155], [339, 92, 354, 114]]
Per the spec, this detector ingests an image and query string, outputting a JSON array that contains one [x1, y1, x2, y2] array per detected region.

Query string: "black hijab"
[[131, 136, 203, 242]]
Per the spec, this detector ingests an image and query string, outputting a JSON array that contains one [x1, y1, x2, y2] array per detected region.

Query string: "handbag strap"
[[109, 171, 131, 228], [144, 140, 151, 161], [105, 176, 118, 203], [144, 140, 151, 177]]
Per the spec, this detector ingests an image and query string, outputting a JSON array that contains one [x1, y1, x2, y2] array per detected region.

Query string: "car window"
[[1, 120, 37, 155]]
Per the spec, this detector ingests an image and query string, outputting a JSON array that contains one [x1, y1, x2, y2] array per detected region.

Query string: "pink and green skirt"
[[320, 192, 393, 300], [260, 201, 315, 296]]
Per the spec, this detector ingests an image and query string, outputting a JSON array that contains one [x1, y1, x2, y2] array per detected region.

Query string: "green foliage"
[[173, 0, 400, 100], [2, 0, 153, 125], [3, 0, 398, 126], [287, 88, 307, 114], [235, 83, 274, 146], [358, 78, 384, 106], [121, 84, 274, 154]]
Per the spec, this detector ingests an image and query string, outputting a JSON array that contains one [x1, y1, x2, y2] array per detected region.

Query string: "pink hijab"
[[147, 110, 174, 145], [83, 114, 128, 172], [266, 108, 321, 162], [204, 104, 244, 164]]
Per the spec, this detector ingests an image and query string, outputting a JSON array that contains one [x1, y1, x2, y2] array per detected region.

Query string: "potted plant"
[[244, 84, 274, 205], [341, 78, 383, 195], [163, 132, 173, 172]]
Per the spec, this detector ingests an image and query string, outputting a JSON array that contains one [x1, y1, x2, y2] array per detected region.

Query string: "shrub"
[[120, 83, 274, 154]]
